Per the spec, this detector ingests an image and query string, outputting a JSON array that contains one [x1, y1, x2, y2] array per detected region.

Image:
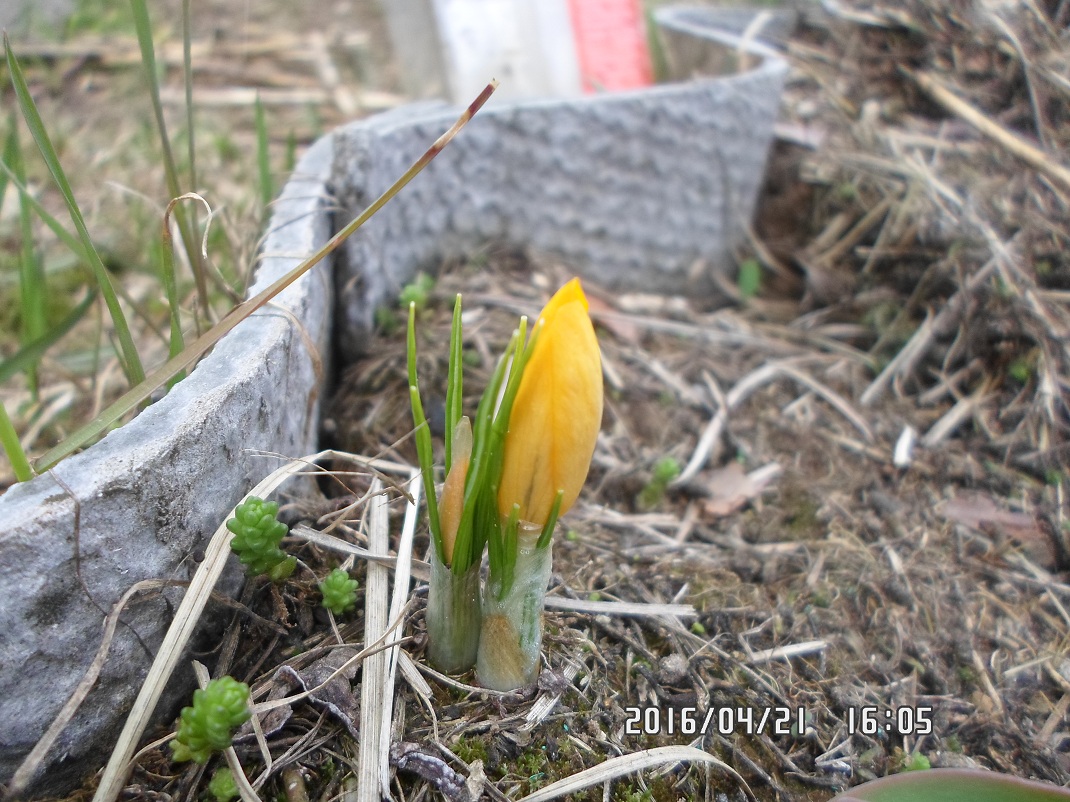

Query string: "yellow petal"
[[498, 279, 603, 525]]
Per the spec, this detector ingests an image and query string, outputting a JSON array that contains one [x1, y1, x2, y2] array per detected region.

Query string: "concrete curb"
[[0, 9, 787, 794]]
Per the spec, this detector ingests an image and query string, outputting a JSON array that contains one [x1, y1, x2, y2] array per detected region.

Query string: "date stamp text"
[[624, 706, 807, 736]]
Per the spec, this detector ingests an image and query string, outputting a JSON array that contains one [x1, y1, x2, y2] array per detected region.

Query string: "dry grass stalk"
[[905, 69, 1070, 194], [746, 639, 830, 665], [515, 746, 754, 802], [356, 477, 391, 802]]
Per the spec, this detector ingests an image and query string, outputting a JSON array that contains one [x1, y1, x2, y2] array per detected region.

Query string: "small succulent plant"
[[227, 496, 296, 581], [319, 568, 359, 616], [170, 676, 251, 764]]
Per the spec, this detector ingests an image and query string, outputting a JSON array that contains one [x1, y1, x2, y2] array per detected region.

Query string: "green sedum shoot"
[[319, 568, 359, 616], [226, 496, 296, 581], [170, 676, 251, 764]]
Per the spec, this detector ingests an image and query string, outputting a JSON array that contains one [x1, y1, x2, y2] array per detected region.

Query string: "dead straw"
[[904, 68, 1070, 194], [514, 745, 753, 802]]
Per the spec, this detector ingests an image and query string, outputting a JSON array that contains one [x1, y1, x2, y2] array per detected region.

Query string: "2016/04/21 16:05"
[[624, 706, 934, 737]]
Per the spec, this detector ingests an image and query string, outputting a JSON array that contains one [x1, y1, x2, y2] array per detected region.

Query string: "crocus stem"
[[426, 548, 482, 674], [477, 524, 552, 691]]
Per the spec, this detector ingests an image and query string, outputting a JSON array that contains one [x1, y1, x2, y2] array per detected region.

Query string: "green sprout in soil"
[[904, 752, 932, 771], [319, 568, 359, 616], [896, 748, 932, 772], [400, 271, 436, 311], [737, 257, 762, 300], [637, 456, 680, 510], [376, 272, 438, 334], [170, 676, 251, 764], [226, 496, 295, 581], [207, 766, 239, 802]]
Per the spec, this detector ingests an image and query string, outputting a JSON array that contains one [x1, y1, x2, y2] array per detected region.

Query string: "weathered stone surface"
[[0, 9, 786, 795]]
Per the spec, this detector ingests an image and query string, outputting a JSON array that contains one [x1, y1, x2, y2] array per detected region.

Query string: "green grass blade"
[[491, 316, 531, 439], [30, 80, 499, 474], [536, 490, 563, 550], [8, 121, 47, 393], [13, 134, 47, 346], [455, 326, 517, 574], [160, 198, 188, 385], [0, 158, 169, 350], [255, 94, 274, 210], [0, 402, 33, 483], [128, 0, 209, 319], [0, 124, 11, 220], [182, 0, 195, 192], [408, 302, 443, 558], [4, 34, 146, 386], [444, 293, 463, 472], [0, 289, 97, 385]]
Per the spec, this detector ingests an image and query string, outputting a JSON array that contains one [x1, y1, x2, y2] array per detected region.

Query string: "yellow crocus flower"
[[497, 278, 603, 526]]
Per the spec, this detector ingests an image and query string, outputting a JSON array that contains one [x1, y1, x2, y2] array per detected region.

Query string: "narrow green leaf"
[[182, 0, 196, 192], [738, 258, 762, 300], [408, 302, 443, 558], [8, 120, 47, 394], [454, 326, 518, 575], [490, 316, 531, 440], [444, 293, 463, 472], [129, 0, 209, 319], [5, 34, 145, 386], [535, 490, 563, 550], [0, 289, 97, 385], [11, 126, 46, 341], [479, 483, 502, 582], [254, 94, 274, 210], [160, 198, 188, 385], [0, 402, 33, 483], [0, 121, 12, 220]]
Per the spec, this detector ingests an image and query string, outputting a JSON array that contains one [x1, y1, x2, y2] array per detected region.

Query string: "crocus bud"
[[498, 278, 603, 526]]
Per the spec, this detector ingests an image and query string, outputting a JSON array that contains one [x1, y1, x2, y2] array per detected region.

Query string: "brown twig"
[[904, 68, 1070, 194]]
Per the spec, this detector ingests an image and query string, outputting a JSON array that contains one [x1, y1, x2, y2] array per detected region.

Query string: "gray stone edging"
[[0, 8, 786, 794]]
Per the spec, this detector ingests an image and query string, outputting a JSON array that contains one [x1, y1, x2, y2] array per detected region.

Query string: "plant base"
[[476, 537, 552, 691], [426, 551, 482, 674]]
